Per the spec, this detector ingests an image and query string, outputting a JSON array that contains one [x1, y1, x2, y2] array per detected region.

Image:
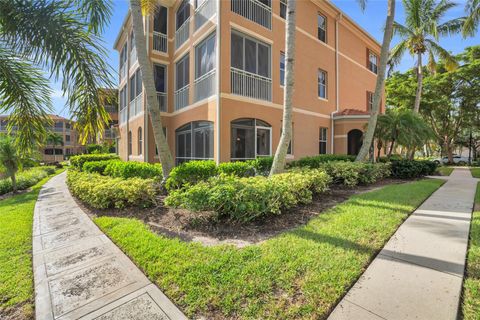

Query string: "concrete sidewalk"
[[32, 172, 187, 320], [329, 168, 477, 320]]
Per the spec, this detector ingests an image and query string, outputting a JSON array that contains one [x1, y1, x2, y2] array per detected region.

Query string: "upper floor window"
[[367, 91, 374, 111], [129, 69, 142, 102], [317, 14, 327, 43], [176, 54, 190, 90], [176, 0, 190, 30], [318, 69, 327, 99], [368, 50, 378, 74], [280, 0, 287, 19], [280, 52, 285, 86], [153, 6, 168, 34], [319, 127, 327, 154], [231, 31, 271, 78], [154, 64, 166, 93], [130, 30, 135, 51], [195, 32, 216, 79], [119, 43, 127, 79]]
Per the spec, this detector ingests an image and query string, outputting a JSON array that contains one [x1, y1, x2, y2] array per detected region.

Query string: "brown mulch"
[[0, 188, 31, 201], [0, 302, 34, 320], [79, 178, 408, 247]]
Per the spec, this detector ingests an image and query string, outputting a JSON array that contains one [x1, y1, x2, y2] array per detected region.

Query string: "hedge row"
[[165, 170, 331, 222], [82, 159, 162, 180], [0, 166, 56, 195], [390, 160, 438, 179], [321, 161, 391, 187], [70, 154, 119, 170], [289, 154, 356, 168], [66, 170, 157, 209]]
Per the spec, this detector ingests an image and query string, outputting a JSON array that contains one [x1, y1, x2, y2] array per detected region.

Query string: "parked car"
[[433, 155, 469, 165]]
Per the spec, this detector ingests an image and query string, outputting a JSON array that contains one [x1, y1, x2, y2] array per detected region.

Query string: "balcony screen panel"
[[245, 38, 257, 74], [154, 7, 167, 33], [176, 55, 190, 89], [176, 0, 190, 30], [258, 43, 269, 77], [135, 69, 142, 96], [154, 65, 166, 92], [231, 33, 243, 69], [129, 74, 136, 101]]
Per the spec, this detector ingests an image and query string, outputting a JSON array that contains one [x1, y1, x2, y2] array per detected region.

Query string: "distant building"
[[97, 88, 119, 149]]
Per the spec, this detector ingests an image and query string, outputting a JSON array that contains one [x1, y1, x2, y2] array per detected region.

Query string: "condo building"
[[114, 0, 383, 164]]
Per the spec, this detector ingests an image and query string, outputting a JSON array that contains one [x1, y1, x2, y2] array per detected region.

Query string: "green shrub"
[[165, 161, 218, 191], [320, 161, 391, 187], [217, 161, 255, 177], [86, 144, 103, 154], [105, 161, 162, 180], [289, 154, 356, 168], [390, 160, 437, 179], [66, 170, 157, 209], [70, 153, 120, 170], [165, 170, 331, 222], [82, 160, 120, 175], [0, 166, 56, 195]]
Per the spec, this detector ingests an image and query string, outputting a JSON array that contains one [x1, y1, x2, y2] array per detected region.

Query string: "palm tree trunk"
[[388, 139, 395, 157], [355, 0, 396, 162], [130, 0, 174, 178], [11, 173, 17, 193], [270, 0, 297, 175], [413, 52, 423, 113]]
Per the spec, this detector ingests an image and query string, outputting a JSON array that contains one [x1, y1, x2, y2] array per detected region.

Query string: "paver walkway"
[[33, 172, 187, 320], [329, 167, 477, 320]]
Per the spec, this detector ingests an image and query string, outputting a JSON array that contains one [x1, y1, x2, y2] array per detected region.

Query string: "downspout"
[[144, 16, 149, 162], [215, 0, 221, 164], [331, 13, 342, 154]]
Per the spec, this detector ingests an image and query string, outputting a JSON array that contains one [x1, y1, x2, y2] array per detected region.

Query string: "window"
[[153, 6, 167, 34], [54, 122, 63, 132], [119, 43, 127, 77], [195, 0, 207, 8], [65, 135, 70, 142], [176, 54, 190, 90], [368, 50, 378, 74], [128, 131, 132, 155], [176, 0, 190, 30], [367, 91, 374, 111], [175, 121, 213, 164], [130, 30, 135, 52], [317, 14, 326, 43], [280, 126, 293, 155], [195, 33, 216, 79], [65, 123, 71, 130], [154, 64, 166, 93], [129, 69, 142, 102], [280, 0, 287, 19], [318, 69, 327, 99], [280, 52, 285, 86], [231, 31, 271, 78], [138, 127, 142, 155], [319, 127, 327, 154], [231, 119, 271, 160]]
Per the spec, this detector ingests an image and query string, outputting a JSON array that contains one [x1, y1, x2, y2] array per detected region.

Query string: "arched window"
[[231, 118, 271, 160], [138, 127, 143, 155], [175, 121, 213, 164], [128, 131, 132, 155]]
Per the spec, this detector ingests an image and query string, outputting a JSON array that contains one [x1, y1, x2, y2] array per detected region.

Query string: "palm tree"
[[463, 0, 480, 37], [0, 0, 113, 155], [390, 0, 463, 113], [46, 132, 64, 163], [0, 136, 20, 193], [129, 0, 174, 178], [355, 0, 396, 161], [270, 0, 297, 175]]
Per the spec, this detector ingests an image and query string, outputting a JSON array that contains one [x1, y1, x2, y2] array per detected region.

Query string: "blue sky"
[[51, 0, 479, 117]]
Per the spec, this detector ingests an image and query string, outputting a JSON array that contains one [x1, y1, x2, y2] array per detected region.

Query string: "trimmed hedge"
[[289, 154, 356, 168], [66, 170, 157, 209], [321, 162, 391, 187], [390, 160, 438, 179], [217, 161, 256, 178], [104, 161, 163, 180], [165, 161, 218, 191], [70, 154, 120, 170], [82, 160, 120, 175], [165, 169, 331, 222], [0, 166, 56, 195]]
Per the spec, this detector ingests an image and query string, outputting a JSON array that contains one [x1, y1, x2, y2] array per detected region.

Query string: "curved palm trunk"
[[270, 0, 297, 175], [130, 0, 174, 178], [355, 0, 396, 162], [413, 52, 423, 113], [10, 172, 17, 193]]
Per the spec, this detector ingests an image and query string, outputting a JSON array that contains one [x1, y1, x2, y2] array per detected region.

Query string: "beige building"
[[114, 0, 383, 164]]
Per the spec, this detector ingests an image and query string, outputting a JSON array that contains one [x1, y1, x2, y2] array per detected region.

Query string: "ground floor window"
[[44, 148, 63, 155], [231, 118, 271, 160], [176, 121, 213, 164], [319, 127, 327, 154]]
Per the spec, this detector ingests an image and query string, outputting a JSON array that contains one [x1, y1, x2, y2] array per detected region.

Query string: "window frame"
[[195, 32, 216, 79], [230, 118, 272, 160], [368, 50, 378, 74], [317, 13, 327, 43], [319, 127, 328, 154], [230, 30, 271, 79], [176, 0, 190, 31], [318, 69, 327, 99], [280, 0, 287, 19], [175, 121, 214, 164], [154, 64, 167, 93], [280, 52, 285, 87], [175, 53, 190, 90], [153, 6, 168, 34], [138, 127, 143, 155]]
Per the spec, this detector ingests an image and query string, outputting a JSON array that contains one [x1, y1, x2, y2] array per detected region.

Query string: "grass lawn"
[[95, 178, 444, 319], [0, 170, 62, 320], [470, 167, 480, 178], [462, 182, 480, 319], [437, 166, 454, 176]]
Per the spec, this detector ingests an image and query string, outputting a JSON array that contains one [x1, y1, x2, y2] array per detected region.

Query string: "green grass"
[[462, 182, 480, 319], [470, 167, 480, 178], [0, 170, 62, 319], [95, 178, 444, 319], [437, 166, 454, 176]]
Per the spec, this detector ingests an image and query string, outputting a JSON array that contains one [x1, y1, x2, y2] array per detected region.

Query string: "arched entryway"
[[231, 118, 272, 160], [347, 129, 363, 156]]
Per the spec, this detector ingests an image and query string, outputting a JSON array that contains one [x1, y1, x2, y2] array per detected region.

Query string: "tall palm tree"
[[129, 0, 174, 178], [389, 0, 463, 113], [46, 132, 64, 163], [0, 136, 20, 193], [355, 0, 396, 161], [270, 0, 297, 175], [0, 0, 113, 155], [463, 0, 480, 37]]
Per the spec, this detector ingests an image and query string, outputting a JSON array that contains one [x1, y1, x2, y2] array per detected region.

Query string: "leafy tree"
[[0, 0, 113, 154], [390, 0, 463, 113], [0, 136, 20, 193], [46, 132, 64, 162]]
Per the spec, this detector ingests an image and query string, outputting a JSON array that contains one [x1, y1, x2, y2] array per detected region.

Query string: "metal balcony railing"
[[231, 0, 272, 29], [194, 69, 216, 102], [153, 31, 168, 53], [175, 18, 190, 50], [174, 85, 189, 110], [129, 95, 142, 118], [157, 92, 167, 112], [195, 0, 216, 31], [230, 67, 271, 101]]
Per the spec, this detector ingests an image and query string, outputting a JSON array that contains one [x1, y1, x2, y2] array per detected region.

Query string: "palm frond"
[[463, 0, 480, 37], [74, 0, 114, 35], [389, 41, 409, 67], [425, 39, 459, 71], [437, 18, 466, 37]]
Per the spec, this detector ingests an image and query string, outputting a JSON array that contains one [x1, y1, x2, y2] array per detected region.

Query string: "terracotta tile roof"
[[334, 109, 370, 117]]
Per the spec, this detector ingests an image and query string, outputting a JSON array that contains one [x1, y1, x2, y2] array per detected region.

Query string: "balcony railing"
[[194, 69, 216, 102], [130, 46, 137, 64], [175, 18, 190, 50], [153, 31, 168, 53], [174, 85, 189, 110], [230, 67, 271, 101], [231, 0, 272, 29], [195, 0, 216, 31], [157, 92, 167, 112], [120, 107, 128, 124], [129, 95, 142, 118]]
